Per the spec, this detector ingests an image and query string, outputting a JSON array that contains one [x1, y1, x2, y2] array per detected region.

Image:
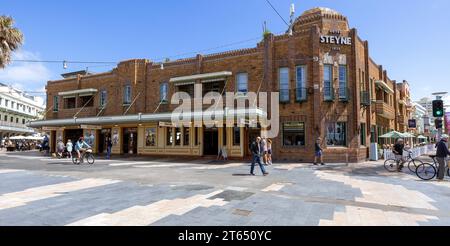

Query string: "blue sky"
[[1, 0, 449, 103]]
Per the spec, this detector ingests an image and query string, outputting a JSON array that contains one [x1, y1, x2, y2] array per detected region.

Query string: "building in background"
[[29, 7, 417, 162], [395, 81, 413, 133], [0, 83, 45, 142], [412, 102, 427, 135]]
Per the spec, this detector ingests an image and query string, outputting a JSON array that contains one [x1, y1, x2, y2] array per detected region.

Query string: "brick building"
[[29, 7, 414, 162]]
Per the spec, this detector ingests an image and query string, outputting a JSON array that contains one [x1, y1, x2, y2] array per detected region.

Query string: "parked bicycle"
[[384, 150, 423, 172], [416, 155, 450, 181], [72, 149, 95, 165]]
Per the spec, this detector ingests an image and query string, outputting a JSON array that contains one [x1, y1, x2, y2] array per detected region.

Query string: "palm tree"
[[0, 15, 24, 68]]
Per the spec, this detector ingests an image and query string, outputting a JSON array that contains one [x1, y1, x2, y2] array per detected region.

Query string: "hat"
[[442, 134, 449, 139]]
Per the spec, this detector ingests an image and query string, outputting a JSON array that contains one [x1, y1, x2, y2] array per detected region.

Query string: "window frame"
[[123, 85, 132, 105], [99, 90, 107, 108], [295, 65, 307, 102], [282, 121, 306, 147], [279, 67, 290, 103], [326, 122, 348, 147], [160, 83, 169, 103], [323, 64, 334, 101], [236, 72, 249, 95], [338, 65, 348, 101], [53, 96, 59, 112]]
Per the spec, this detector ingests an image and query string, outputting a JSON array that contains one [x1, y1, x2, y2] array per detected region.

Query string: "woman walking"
[[267, 139, 273, 165], [314, 137, 325, 166], [66, 139, 73, 159]]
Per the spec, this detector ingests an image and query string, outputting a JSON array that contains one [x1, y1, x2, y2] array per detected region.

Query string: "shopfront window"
[[175, 127, 181, 146], [283, 122, 305, 147], [166, 128, 173, 146], [145, 128, 156, 147], [233, 125, 240, 146], [326, 122, 347, 146], [184, 127, 190, 146]]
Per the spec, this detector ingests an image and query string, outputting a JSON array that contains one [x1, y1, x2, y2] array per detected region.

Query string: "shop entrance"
[[123, 128, 137, 155], [98, 129, 111, 155], [203, 127, 218, 156]]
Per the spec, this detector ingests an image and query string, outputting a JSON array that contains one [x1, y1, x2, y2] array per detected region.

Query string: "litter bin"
[[370, 143, 378, 161]]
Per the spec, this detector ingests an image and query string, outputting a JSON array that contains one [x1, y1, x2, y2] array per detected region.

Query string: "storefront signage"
[[159, 122, 176, 128], [42, 127, 64, 131], [80, 125, 102, 130], [320, 35, 352, 45]]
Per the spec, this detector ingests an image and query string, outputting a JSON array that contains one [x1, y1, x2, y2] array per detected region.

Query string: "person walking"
[[393, 138, 405, 172], [267, 139, 273, 165], [66, 139, 73, 159], [314, 138, 325, 166], [250, 137, 269, 176], [260, 137, 268, 165], [56, 140, 65, 158], [106, 137, 113, 159], [435, 135, 450, 181]]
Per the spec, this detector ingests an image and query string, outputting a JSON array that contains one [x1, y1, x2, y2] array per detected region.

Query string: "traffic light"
[[432, 100, 444, 117], [435, 119, 443, 129]]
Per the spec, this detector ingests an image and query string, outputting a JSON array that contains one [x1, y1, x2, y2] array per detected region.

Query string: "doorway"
[[123, 128, 137, 155], [245, 127, 261, 157], [203, 127, 218, 156], [98, 129, 111, 155]]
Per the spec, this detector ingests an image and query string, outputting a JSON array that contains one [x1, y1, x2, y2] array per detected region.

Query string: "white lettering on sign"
[[320, 35, 352, 45]]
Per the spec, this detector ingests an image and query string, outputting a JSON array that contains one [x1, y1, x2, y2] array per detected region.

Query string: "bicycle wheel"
[[72, 156, 81, 165], [408, 159, 424, 173], [416, 163, 437, 181], [384, 159, 398, 172], [86, 154, 95, 165]]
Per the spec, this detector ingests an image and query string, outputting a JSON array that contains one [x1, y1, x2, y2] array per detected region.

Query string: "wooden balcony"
[[376, 101, 395, 120]]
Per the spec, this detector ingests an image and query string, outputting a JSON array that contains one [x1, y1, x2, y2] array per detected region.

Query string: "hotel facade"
[[29, 7, 415, 163]]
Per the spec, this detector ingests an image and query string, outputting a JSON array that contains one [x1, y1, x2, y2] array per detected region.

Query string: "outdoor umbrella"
[[379, 131, 405, 139], [417, 135, 428, 140]]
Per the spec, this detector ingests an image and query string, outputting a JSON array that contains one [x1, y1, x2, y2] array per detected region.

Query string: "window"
[[64, 97, 76, 109], [370, 126, 376, 143], [16, 118, 18, 123], [53, 96, 59, 112], [194, 127, 198, 146], [360, 123, 366, 146], [203, 81, 225, 97], [166, 128, 173, 146], [123, 85, 132, 105], [22, 119, 25, 125], [184, 127, 190, 146], [177, 84, 194, 98], [100, 90, 107, 108], [279, 67, 290, 103], [324, 65, 333, 101], [10, 116, 13, 122], [296, 66, 307, 102], [283, 122, 305, 147], [5, 100, 9, 107], [145, 128, 156, 147], [231, 126, 240, 146], [236, 73, 248, 95], [4, 115, 7, 121], [339, 65, 348, 101], [326, 122, 347, 146], [79, 95, 94, 107], [11, 101, 15, 109], [160, 83, 168, 102], [175, 127, 181, 146]]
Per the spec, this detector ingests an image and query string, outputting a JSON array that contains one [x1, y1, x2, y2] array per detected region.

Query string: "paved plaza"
[[0, 150, 450, 226]]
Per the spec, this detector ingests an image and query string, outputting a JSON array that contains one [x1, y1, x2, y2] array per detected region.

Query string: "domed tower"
[[291, 7, 350, 34]]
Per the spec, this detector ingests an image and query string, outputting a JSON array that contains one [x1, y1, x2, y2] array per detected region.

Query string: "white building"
[[412, 102, 427, 134], [0, 83, 45, 140]]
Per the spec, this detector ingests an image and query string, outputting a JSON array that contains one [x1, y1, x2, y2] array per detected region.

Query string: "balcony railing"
[[324, 86, 334, 102], [376, 101, 395, 120], [295, 88, 307, 102], [338, 87, 349, 102], [279, 89, 290, 103], [360, 91, 371, 106]]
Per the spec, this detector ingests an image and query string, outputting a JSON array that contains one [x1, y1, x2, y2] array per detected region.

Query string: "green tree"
[[0, 15, 24, 68]]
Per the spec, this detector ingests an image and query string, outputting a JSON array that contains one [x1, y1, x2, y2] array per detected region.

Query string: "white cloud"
[[0, 50, 52, 91], [0, 50, 50, 104]]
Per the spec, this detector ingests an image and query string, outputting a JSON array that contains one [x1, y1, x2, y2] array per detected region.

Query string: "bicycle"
[[384, 150, 423, 172], [72, 149, 95, 165], [415, 155, 450, 181]]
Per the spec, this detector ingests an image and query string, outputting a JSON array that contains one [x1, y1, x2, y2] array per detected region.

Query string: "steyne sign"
[[320, 35, 352, 45]]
